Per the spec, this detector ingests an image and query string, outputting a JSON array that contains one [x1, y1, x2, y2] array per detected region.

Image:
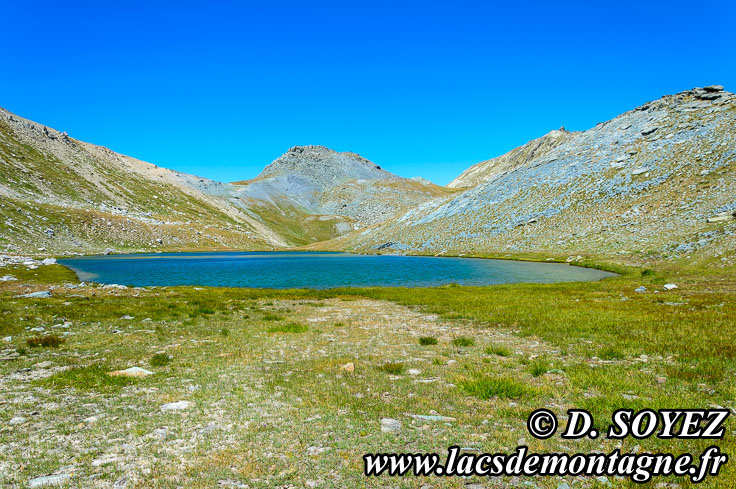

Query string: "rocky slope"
[[227, 145, 450, 245], [448, 128, 571, 188], [331, 86, 736, 267], [0, 107, 288, 254]]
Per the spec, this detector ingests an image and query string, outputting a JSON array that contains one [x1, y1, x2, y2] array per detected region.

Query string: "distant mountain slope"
[[0, 107, 287, 254], [228, 145, 450, 245], [448, 128, 571, 188], [332, 86, 736, 266]]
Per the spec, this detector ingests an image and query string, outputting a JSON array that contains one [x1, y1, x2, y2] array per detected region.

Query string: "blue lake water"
[[59, 252, 615, 289]]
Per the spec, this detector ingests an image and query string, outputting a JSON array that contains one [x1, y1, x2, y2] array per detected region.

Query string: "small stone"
[[341, 362, 354, 373], [9, 416, 26, 425], [0, 275, 17, 281], [108, 366, 154, 378], [632, 167, 650, 176], [2, 336, 11, 342], [120, 315, 134, 320], [28, 473, 71, 488], [153, 427, 170, 439], [408, 414, 456, 422], [380, 418, 402, 433], [596, 476, 613, 487], [557, 483, 571, 489], [160, 400, 192, 412], [407, 368, 421, 376], [635, 286, 646, 293], [113, 477, 129, 489], [41, 258, 57, 265], [706, 212, 732, 223], [15, 290, 52, 299], [663, 283, 678, 291], [657, 376, 667, 384]]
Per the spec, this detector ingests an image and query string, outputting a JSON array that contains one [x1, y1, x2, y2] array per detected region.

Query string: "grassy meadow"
[[0, 259, 734, 488]]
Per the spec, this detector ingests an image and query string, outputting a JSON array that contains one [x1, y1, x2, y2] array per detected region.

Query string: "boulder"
[[380, 418, 401, 433], [15, 290, 52, 299], [160, 400, 192, 412]]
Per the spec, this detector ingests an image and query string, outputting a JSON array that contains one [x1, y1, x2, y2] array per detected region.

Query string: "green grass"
[[459, 376, 531, 400], [452, 336, 474, 347], [418, 336, 438, 345], [528, 357, 550, 377], [27, 334, 65, 348], [377, 362, 405, 375], [267, 322, 308, 333], [485, 344, 512, 357], [2, 260, 736, 487], [262, 313, 284, 321], [150, 353, 172, 366], [38, 365, 136, 392]]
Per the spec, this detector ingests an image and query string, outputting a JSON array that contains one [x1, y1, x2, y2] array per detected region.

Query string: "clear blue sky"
[[1, 1, 734, 185]]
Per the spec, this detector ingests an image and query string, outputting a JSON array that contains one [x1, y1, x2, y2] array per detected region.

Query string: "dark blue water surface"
[[59, 252, 615, 289]]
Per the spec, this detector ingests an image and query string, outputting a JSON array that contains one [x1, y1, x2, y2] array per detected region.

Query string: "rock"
[[632, 167, 649, 176], [557, 483, 571, 489], [9, 416, 26, 425], [15, 290, 52, 298], [596, 476, 613, 487], [0, 275, 17, 281], [120, 315, 134, 320], [380, 418, 402, 433], [657, 376, 667, 384], [217, 480, 248, 488], [2, 336, 11, 342], [703, 85, 724, 92], [341, 362, 355, 373], [407, 414, 456, 422], [706, 212, 732, 223], [92, 453, 121, 467], [41, 258, 57, 265], [641, 127, 658, 136], [634, 286, 646, 293], [28, 473, 71, 487], [622, 393, 640, 400], [113, 477, 129, 489], [407, 368, 421, 376], [306, 445, 331, 456], [160, 400, 192, 412], [663, 283, 678, 291], [108, 366, 154, 378], [153, 427, 170, 439]]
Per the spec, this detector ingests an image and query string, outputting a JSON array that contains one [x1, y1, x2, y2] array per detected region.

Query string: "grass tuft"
[[150, 353, 171, 367], [459, 376, 530, 400], [378, 362, 405, 375], [452, 336, 475, 347], [485, 344, 512, 357], [418, 336, 438, 346], [27, 335, 65, 348], [39, 365, 135, 392], [268, 322, 307, 333]]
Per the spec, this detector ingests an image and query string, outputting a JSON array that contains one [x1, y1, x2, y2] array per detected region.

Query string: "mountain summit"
[[228, 145, 449, 244]]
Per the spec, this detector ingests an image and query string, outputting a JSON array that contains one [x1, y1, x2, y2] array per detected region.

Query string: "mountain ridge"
[[2, 85, 734, 268]]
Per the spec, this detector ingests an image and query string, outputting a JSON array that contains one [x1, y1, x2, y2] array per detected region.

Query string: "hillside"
[[448, 128, 571, 188], [227, 145, 450, 245], [0, 107, 288, 254], [0, 110, 449, 253], [329, 86, 736, 267]]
